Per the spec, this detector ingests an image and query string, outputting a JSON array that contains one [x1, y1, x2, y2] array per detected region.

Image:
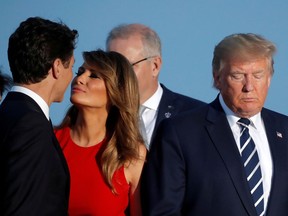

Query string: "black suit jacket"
[[0, 92, 69, 215], [142, 96, 288, 216], [150, 84, 206, 146]]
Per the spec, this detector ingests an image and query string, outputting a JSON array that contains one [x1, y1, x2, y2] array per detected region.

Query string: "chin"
[[54, 96, 64, 103]]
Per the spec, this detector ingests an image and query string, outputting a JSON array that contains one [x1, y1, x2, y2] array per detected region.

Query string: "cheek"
[[133, 67, 142, 78], [221, 80, 243, 100], [266, 77, 271, 88], [133, 68, 144, 86], [215, 73, 231, 90], [67, 73, 73, 84], [218, 76, 231, 91], [69, 69, 74, 78], [255, 76, 270, 88], [91, 83, 107, 97], [257, 82, 270, 99]]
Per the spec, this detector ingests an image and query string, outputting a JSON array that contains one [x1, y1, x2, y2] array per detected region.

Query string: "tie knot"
[[238, 118, 251, 127]]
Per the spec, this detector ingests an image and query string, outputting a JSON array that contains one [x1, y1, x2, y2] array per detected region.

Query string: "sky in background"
[[1, 0, 288, 124]]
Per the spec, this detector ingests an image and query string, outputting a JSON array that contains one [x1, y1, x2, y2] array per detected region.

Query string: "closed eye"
[[75, 66, 85, 76], [230, 73, 244, 80], [253, 72, 264, 79], [89, 73, 99, 79]]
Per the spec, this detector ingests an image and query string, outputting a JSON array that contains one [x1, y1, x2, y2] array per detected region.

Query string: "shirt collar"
[[142, 83, 163, 111], [11, 86, 50, 120]]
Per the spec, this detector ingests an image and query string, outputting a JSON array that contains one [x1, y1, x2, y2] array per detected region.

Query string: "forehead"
[[221, 57, 270, 72], [109, 35, 144, 61], [81, 62, 100, 71]]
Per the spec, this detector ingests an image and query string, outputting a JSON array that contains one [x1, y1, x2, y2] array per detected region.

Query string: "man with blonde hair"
[[142, 33, 288, 215]]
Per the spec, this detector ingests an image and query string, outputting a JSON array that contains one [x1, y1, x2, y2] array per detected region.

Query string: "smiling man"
[[142, 33, 288, 216]]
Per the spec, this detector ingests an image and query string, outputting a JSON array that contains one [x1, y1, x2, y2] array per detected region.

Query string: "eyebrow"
[[230, 69, 265, 74], [90, 69, 98, 73]]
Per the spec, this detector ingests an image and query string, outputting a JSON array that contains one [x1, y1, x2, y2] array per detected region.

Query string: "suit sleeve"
[[142, 119, 185, 216]]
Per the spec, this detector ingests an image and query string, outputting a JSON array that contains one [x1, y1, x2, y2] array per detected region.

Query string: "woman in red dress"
[[55, 49, 146, 216]]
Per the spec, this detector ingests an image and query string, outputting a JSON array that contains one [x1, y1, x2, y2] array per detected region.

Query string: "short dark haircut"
[[8, 17, 78, 84]]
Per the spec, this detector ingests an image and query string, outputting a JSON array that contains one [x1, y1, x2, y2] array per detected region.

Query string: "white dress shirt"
[[141, 83, 163, 149], [219, 94, 272, 212], [11, 86, 50, 120]]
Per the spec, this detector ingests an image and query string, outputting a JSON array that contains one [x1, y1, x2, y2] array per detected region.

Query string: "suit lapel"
[[206, 98, 257, 216], [152, 86, 176, 142]]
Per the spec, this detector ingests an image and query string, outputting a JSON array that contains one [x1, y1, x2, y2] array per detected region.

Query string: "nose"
[[74, 71, 88, 85], [242, 75, 254, 92], [75, 75, 84, 85], [71, 76, 82, 88]]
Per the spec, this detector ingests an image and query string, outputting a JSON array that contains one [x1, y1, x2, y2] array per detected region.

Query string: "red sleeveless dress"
[[55, 127, 130, 216]]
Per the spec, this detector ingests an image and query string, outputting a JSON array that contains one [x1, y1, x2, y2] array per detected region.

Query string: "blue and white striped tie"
[[238, 118, 264, 216]]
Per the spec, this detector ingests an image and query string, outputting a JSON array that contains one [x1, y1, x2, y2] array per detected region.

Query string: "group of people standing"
[[0, 16, 288, 216]]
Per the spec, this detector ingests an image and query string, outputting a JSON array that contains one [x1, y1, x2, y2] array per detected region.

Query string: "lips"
[[71, 86, 85, 93], [242, 97, 257, 102]]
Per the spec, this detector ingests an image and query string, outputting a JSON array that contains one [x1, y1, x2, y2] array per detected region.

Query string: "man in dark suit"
[[106, 23, 205, 149], [0, 17, 78, 215], [142, 33, 288, 215]]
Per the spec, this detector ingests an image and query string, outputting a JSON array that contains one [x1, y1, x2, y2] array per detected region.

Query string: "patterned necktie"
[[238, 118, 264, 216]]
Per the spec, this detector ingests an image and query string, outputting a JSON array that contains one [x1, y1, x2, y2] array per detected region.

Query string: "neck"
[[141, 81, 160, 105], [20, 78, 54, 106], [71, 108, 108, 147]]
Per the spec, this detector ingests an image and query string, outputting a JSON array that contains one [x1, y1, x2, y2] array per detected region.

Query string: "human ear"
[[213, 70, 221, 89], [51, 58, 62, 79], [152, 56, 162, 77]]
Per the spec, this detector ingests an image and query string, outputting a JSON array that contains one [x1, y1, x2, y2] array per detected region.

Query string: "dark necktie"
[[238, 118, 264, 216]]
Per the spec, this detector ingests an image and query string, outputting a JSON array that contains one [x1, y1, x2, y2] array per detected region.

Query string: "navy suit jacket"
[[151, 84, 206, 145], [0, 92, 70, 215], [142, 96, 288, 216]]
